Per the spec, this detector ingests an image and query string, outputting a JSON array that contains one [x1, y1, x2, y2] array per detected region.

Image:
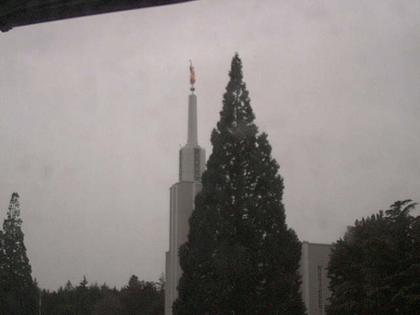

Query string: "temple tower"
[[165, 62, 205, 315]]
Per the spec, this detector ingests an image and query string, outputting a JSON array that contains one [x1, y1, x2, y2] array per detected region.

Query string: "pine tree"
[[0, 192, 38, 315], [174, 54, 305, 315], [75, 276, 93, 315]]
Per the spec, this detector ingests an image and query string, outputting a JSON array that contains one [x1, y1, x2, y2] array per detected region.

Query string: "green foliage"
[[0, 192, 39, 315], [120, 275, 164, 315], [327, 200, 420, 315], [41, 278, 104, 315], [41, 275, 163, 315], [92, 291, 122, 315], [174, 54, 305, 315]]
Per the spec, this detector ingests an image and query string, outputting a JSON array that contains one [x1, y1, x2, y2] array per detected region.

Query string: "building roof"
[[0, 0, 196, 32]]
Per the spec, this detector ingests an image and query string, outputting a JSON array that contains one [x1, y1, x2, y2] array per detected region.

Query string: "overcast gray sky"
[[1, 0, 420, 290]]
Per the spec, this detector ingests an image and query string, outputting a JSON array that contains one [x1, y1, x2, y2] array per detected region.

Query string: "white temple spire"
[[187, 94, 198, 146], [179, 60, 205, 181], [165, 61, 206, 315]]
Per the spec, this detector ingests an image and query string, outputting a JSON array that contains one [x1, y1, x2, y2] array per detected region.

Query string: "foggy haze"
[[0, 0, 419, 290]]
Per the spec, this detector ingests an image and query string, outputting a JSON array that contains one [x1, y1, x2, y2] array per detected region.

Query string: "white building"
[[300, 241, 332, 315], [164, 84, 205, 315]]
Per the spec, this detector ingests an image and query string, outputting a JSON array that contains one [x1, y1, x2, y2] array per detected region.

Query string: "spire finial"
[[189, 60, 196, 92]]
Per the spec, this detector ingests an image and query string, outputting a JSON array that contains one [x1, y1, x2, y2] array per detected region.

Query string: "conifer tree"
[[0, 192, 38, 315], [174, 54, 305, 315]]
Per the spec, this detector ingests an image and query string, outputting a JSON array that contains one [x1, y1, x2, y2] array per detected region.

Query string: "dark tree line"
[[41, 275, 164, 315]]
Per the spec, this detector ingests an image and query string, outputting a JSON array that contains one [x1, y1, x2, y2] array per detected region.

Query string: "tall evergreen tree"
[[0, 192, 38, 315], [174, 54, 305, 315]]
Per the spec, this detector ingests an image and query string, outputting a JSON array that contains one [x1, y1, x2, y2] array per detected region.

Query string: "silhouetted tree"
[[92, 291, 122, 315], [328, 200, 420, 315], [0, 192, 38, 315], [91, 284, 122, 315], [120, 275, 164, 315], [174, 54, 305, 315], [41, 276, 163, 315]]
